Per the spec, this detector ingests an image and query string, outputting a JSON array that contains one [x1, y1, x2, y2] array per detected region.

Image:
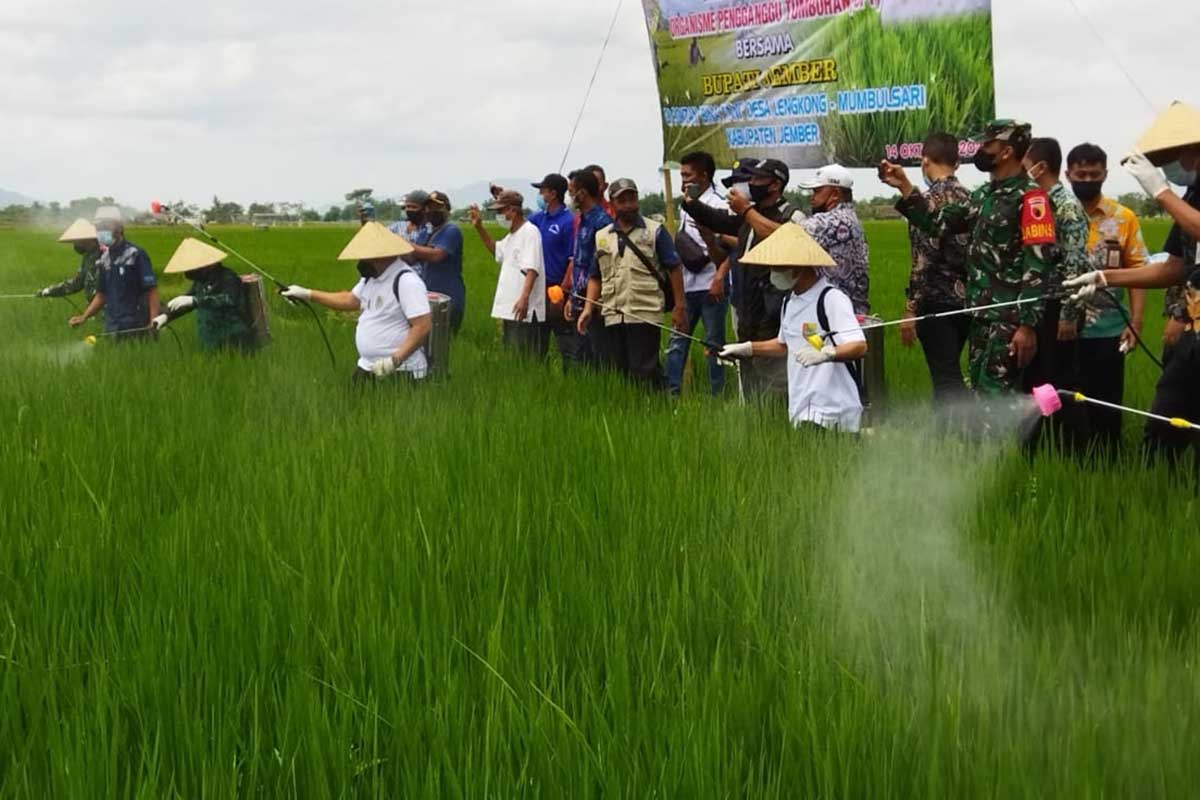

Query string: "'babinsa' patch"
[[1020, 190, 1056, 245]]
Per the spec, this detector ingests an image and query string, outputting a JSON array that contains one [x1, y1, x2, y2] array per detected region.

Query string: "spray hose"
[[150, 202, 338, 371]]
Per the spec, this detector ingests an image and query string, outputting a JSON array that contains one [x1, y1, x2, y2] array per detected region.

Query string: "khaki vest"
[[595, 220, 666, 326]]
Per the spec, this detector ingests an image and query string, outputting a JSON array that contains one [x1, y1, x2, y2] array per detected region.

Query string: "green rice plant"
[[0, 219, 1195, 797]]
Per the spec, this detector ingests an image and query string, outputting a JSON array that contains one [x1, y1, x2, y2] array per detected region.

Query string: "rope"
[[558, 0, 624, 173]]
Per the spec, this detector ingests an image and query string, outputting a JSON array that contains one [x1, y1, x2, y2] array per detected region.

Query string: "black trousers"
[[915, 303, 970, 404], [1075, 337, 1126, 452], [597, 322, 664, 389], [1145, 333, 1200, 468], [1022, 299, 1062, 393]]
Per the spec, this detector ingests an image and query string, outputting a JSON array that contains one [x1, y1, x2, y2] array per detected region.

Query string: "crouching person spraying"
[[720, 223, 867, 432], [281, 222, 432, 384], [152, 238, 259, 353]]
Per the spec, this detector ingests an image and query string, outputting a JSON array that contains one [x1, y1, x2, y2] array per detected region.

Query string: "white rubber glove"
[[718, 341, 754, 360], [167, 295, 195, 313], [281, 285, 311, 303], [796, 344, 836, 368], [370, 356, 397, 378], [1063, 270, 1108, 302], [37, 287, 53, 298], [1124, 151, 1169, 199], [150, 313, 169, 331]]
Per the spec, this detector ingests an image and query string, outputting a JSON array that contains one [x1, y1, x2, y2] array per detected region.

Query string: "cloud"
[[0, 0, 1192, 207]]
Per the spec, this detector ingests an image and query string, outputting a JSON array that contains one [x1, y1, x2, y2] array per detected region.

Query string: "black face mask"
[[73, 244, 90, 255], [184, 266, 215, 282], [357, 260, 381, 279], [973, 149, 998, 173], [749, 183, 772, 203], [1070, 180, 1103, 204], [406, 210, 425, 225], [427, 212, 447, 227]]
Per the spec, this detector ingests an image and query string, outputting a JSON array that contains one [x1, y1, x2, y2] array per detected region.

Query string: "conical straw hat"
[[740, 222, 835, 269], [164, 237, 228, 274], [1134, 101, 1200, 161], [58, 218, 97, 242], [337, 221, 414, 261]]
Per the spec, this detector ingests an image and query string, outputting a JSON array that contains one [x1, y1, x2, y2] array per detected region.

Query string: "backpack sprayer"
[[149, 201, 337, 369], [1031, 383, 1200, 432]]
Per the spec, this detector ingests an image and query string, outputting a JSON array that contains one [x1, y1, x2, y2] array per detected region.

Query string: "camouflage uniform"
[[897, 121, 1052, 397], [1164, 183, 1200, 325], [805, 201, 871, 315], [43, 250, 101, 302], [1047, 181, 1091, 325], [167, 265, 254, 352]]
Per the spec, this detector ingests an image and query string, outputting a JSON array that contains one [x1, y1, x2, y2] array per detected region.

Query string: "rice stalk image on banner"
[[641, 0, 995, 168]]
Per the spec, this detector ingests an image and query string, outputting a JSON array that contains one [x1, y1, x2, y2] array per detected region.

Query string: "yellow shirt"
[[1082, 196, 1148, 339]]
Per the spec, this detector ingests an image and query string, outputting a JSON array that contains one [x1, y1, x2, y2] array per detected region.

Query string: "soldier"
[[37, 219, 102, 314], [69, 206, 160, 337], [151, 238, 256, 353], [882, 120, 1052, 397]]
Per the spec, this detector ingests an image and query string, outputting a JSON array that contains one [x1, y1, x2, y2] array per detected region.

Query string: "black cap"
[[721, 157, 761, 188], [748, 159, 790, 186], [532, 173, 569, 198]]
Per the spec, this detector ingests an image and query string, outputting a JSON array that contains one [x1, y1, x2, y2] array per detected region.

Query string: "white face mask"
[[769, 269, 796, 292]]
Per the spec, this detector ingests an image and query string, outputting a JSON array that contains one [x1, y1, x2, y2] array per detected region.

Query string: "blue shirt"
[[587, 216, 681, 281], [97, 239, 156, 332], [572, 204, 613, 311], [417, 223, 465, 311], [527, 205, 575, 286]]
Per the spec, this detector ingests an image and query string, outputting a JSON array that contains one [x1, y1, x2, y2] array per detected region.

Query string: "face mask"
[[406, 210, 425, 224], [536, 196, 548, 212], [1026, 164, 1044, 183], [427, 212, 447, 227], [769, 270, 796, 292], [96, 230, 115, 247], [566, 195, 578, 212], [749, 183, 771, 203], [1164, 162, 1198, 187], [973, 149, 998, 173], [1070, 180, 1103, 204], [357, 260, 380, 279], [73, 243, 89, 255], [184, 267, 212, 282]]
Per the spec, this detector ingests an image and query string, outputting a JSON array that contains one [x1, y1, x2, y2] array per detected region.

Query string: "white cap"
[[797, 165, 854, 190], [93, 205, 124, 225]]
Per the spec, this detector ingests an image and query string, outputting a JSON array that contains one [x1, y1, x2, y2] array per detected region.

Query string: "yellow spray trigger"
[[1074, 392, 1086, 403], [1169, 418, 1193, 429], [806, 334, 824, 351], [84, 335, 97, 346]]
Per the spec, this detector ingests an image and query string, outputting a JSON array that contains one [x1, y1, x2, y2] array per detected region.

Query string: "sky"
[[0, 0, 1193, 209]]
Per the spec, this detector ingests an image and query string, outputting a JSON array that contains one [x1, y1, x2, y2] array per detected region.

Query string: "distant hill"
[[0, 188, 36, 208]]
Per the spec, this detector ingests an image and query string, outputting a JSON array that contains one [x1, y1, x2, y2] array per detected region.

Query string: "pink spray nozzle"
[[1032, 384, 1062, 417], [149, 200, 164, 215]]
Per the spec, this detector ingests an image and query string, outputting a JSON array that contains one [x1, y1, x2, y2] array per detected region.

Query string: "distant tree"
[[323, 207, 342, 222], [1117, 192, 1160, 219], [301, 209, 322, 223], [345, 188, 374, 203], [248, 202, 276, 216], [206, 196, 245, 224]]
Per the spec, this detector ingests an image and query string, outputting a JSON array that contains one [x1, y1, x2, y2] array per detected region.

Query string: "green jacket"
[[168, 265, 252, 352], [44, 251, 101, 301], [898, 174, 1053, 328], [1046, 182, 1091, 321]]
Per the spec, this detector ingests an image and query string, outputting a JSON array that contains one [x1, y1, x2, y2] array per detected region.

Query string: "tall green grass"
[[1, 220, 1196, 797]]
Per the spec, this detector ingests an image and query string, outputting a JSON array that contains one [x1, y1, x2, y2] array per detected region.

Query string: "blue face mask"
[[535, 196, 548, 212], [97, 230, 115, 247], [1164, 161, 1198, 188]]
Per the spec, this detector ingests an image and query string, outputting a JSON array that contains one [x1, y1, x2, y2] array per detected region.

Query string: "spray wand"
[[1031, 384, 1200, 432], [83, 326, 184, 352], [149, 201, 338, 369]]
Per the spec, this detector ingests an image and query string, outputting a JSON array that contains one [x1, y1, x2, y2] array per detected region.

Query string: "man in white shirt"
[[469, 189, 547, 356], [665, 150, 732, 396], [720, 223, 867, 432], [282, 222, 432, 383]]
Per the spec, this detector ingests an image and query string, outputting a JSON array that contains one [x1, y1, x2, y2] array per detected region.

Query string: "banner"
[[640, 0, 995, 169]]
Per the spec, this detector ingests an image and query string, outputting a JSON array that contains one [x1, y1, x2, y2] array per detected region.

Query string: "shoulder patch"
[[1020, 189, 1056, 246]]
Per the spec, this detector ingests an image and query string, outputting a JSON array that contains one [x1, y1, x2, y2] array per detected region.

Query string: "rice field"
[[2, 218, 1198, 798]]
